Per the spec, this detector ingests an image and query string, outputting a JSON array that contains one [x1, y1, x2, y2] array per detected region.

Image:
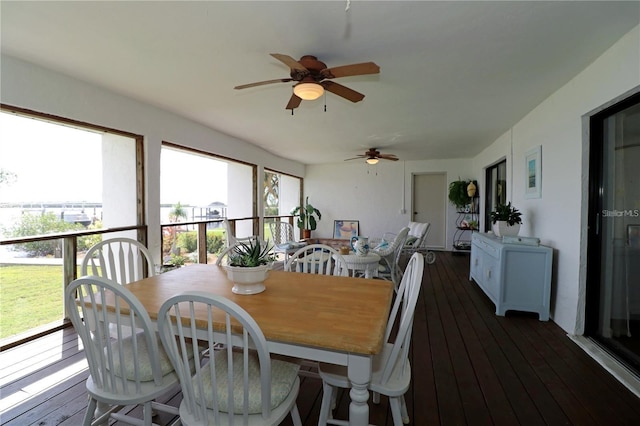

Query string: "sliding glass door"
[[484, 160, 507, 232], [586, 91, 640, 375]]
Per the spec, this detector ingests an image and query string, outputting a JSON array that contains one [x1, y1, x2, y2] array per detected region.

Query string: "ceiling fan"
[[234, 53, 380, 110], [345, 148, 399, 164]]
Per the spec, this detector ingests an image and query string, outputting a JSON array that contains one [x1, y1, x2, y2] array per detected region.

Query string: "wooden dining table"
[[121, 263, 394, 426]]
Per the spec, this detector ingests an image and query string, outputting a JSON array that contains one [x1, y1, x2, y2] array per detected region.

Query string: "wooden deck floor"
[[2, 252, 640, 425]]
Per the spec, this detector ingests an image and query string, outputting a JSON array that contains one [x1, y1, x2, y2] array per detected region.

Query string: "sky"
[[0, 112, 227, 206], [0, 112, 102, 203], [160, 147, 227, 206]]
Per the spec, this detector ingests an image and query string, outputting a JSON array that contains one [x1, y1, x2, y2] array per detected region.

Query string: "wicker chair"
[[269, 221, 304, 262], [403, 221, 436, 264], [371, 227, 410, 290]]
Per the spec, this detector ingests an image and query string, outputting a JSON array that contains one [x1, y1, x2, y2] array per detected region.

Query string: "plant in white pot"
[[291, 196, 322, 239], [490, 202, 522, 237], [225, 240, 275, 295]]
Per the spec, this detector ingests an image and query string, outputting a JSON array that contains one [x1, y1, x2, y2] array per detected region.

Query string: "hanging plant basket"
[[449, 180, 474, 209]]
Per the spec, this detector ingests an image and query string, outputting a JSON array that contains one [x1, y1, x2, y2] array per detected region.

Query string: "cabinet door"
[[502, 249, 549, 310], [484, 253, 500, 304], [470, 242, 482, 281]]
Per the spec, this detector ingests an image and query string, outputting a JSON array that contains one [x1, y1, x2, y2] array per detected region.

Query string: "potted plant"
[[225, 240, 276, 295], [290, 196, 322, 239], [161, 253, 186, 273], [448, 179, 476, 211], [489, 202, 522, 237]]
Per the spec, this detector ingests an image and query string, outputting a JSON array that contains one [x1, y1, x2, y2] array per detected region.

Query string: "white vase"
[[224, 264, 270, 295], [351, 236, 370, 256], [493, 221, 521, 237]]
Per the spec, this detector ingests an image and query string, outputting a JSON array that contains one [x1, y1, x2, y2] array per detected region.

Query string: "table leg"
[[364, 266, 372, 279], [347, 354, 372, 426]]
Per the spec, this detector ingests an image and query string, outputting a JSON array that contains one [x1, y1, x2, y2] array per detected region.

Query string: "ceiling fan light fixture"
[[366, 157, 379, 165], [293, 82, 324, 100]]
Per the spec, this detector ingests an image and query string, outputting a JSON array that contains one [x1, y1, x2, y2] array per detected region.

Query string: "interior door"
[[412, 173, 446, 249]]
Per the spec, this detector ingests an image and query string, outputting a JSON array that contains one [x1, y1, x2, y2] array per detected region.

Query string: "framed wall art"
[[524, 145, 542, 199], [333, 220, 359, 239]]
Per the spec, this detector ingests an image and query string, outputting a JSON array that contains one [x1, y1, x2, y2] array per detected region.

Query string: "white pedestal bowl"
[[224, 264, 270, 295]]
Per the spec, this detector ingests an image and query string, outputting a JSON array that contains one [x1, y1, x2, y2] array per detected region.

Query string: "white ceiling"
[[1, 1, 638, 165]]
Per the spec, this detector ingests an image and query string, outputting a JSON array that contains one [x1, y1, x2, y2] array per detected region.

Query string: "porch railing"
[[159, 216, 295, 264], [0, 216, 297, 348], [0, 225, 147, 349]]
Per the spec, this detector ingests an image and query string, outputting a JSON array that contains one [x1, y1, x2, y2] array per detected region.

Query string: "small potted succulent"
[[489, 202, 522, 237], [225, 240, 276, 295]]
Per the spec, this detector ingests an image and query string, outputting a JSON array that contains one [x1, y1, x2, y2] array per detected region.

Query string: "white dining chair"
[[284, 244, 349, 276], [215, 243, 237, 266], [65, 276, 181, 426], [221, 218, 256, 248], [81, 237, 155, 285], [283, 243, 349, 378], [317, 252, 425, 426], [157, 291, 303, 426], [372, 227, 410, 290]]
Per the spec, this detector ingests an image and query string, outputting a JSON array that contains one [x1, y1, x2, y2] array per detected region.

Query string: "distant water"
[[0, 204, 225, 242], [0, 206, 102, 235]]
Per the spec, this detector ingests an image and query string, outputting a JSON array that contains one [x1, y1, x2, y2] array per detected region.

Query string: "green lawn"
[[0, 264, 69, 340], [0, 226, 279, 340]]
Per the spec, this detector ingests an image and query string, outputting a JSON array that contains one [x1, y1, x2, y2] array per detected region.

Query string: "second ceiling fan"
[[234, 53, 380, 110], [345, 148, 398, 164]]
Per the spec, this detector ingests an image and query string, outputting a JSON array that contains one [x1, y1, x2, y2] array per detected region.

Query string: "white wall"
[[0, 54, 305, 264], [304, 158, 473, 249], [472, 25, 640, 334]]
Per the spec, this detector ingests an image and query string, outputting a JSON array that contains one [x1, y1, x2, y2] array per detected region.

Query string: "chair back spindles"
[[380, 252, 424, 385], [65, 276, 180, 424], [317, 251, 424, 426], [158, 291, 302, 425], [82, 237, 154, 285], [284, 244, 348, 276]]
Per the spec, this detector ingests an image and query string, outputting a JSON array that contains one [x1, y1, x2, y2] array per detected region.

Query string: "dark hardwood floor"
[[2, 252, 639, 425]]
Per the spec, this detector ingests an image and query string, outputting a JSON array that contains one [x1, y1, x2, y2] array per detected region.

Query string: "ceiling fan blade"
[[378, 154, 399, 161], [321, 81, 365, 103], [321, 62, 380, 79], [270, 53, 308, 73], [344, 155, 367, 161], [234, 78, 293, 90], [285, 94, 302, 110]]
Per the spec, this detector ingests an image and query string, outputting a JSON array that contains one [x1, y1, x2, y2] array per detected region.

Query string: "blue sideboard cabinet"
[[470, 232, 553, 321]]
